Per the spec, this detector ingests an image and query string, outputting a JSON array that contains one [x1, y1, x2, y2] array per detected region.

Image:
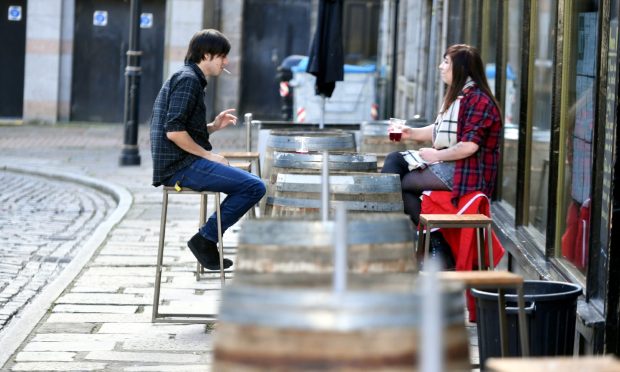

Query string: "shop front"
[[394, 0, 620, 354]]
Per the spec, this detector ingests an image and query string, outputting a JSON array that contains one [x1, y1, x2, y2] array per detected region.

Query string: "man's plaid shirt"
[[150, 63, 211, 186], [452, 83, 502, 203]]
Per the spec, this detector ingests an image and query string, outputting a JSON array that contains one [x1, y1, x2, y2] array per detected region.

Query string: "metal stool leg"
[[476, 227, 483, 270], [486, 223, 495, 270], [196, 193, 208, 280], [516, 284, 530, 356], [215, 193, 225, 285], [424, 224, 432, 265], [416, 222, 425, 269], [497, 288, 509, 357], [152, 189, 169, 322]]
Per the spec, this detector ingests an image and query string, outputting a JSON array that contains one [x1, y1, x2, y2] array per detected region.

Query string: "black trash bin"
[[472, 280, 582, 369]]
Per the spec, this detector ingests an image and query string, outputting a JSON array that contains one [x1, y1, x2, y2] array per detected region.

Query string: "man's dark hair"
[[184, 29, 231, 64]]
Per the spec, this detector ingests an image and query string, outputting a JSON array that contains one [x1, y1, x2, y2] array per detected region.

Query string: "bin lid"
[[292, 57, 376, 74]]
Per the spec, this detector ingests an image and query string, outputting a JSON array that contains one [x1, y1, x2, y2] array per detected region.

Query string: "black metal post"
[[119, 0, 142, 166]]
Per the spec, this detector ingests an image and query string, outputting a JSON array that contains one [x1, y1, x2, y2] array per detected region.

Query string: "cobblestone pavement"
[[0, 170, 114, 331]]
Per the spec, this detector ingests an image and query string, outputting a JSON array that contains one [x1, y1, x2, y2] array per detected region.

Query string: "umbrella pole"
[[320, 94, 326, 129]]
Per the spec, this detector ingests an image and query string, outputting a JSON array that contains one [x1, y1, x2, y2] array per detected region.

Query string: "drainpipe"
[[389, 0, 400, 116]]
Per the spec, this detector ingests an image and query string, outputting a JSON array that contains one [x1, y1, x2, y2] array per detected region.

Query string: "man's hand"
[[207, 109, 237, 133], [166, 131, 228, 166], [205, 152, 229, 165]]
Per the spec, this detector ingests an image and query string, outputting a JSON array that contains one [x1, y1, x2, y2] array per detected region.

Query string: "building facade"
[[392, 0, 620, 354]]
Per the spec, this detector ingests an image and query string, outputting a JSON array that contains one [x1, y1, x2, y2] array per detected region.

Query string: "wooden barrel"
[[265, 172, 403, 216], [213, 276, 470, 371], [236, 214, 415, 275], [262, 130, 357, 184], [263, 152, 378, 213]]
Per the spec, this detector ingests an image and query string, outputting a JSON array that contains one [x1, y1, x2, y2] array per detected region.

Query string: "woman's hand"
[[208, 108, 237, 133], [420, 141, 479, 163], [418, 147, 441, 163], [397, 124, 433, 142]]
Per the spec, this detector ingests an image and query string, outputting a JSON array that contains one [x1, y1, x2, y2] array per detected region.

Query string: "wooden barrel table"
[[262, 151, 377, 214], [236, 214, 415, 275], [213, 276, 470, 371], [262, 130, 357, 183], [265, 172, 403, 216]]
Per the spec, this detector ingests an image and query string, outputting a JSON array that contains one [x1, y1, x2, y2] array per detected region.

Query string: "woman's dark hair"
[[441, 44, 501, 115], [184, 29, 231, 64]]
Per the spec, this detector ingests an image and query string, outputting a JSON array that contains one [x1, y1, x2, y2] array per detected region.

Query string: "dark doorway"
[[71, 0, 165, 123], [343, 0, 381, 65], [0, 0, 27, 118], [240, 0, 311, 120]]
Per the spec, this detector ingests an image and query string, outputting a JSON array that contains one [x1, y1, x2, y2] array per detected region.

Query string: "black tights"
[[381, 152, 450, 225]]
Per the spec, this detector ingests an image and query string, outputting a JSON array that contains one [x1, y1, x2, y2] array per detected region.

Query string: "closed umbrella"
[[306, 0, 344, 129]]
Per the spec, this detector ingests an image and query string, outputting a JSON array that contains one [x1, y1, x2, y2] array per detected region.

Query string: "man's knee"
[[251, 178, 267, 199]]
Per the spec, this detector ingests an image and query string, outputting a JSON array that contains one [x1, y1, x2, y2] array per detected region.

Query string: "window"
[[557, 0, 601, 275], [499, 0, 524, 209], [527, 0, 556, 237]]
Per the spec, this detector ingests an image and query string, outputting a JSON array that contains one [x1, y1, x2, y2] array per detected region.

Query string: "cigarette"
[[223, 68, 231, 75]]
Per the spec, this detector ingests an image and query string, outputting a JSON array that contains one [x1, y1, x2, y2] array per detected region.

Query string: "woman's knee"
[[382, 152, 407, 174]]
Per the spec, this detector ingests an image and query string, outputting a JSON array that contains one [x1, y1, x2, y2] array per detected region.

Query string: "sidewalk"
[[0, 122, 250, 371]]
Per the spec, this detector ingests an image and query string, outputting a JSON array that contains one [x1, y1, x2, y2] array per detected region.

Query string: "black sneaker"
[[187, 233, 233, 270]]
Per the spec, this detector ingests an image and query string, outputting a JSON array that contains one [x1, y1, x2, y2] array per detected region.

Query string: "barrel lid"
[[273, 151, 377, 171]]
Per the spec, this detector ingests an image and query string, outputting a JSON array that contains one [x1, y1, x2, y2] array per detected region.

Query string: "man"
[[150, 29, 265, 270]]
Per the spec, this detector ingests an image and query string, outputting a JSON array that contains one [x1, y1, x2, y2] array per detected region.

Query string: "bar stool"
[[152, 186, 225, 323], [418, 213, 495, 270], [437, 271, 530, 359]]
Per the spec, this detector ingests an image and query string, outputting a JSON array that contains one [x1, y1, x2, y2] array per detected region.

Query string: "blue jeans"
[[165, 158, 266, 243]]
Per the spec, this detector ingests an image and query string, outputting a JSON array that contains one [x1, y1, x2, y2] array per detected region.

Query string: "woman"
[[382, 44, 502, 265]]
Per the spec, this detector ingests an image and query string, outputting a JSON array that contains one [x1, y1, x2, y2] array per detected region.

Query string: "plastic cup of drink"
[[388, 118, 406, 142]]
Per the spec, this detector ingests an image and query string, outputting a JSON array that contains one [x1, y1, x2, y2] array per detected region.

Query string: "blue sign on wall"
[[93, 10, 108, 27], [140, 13, 153, 29], [8, 5, 22, 21]]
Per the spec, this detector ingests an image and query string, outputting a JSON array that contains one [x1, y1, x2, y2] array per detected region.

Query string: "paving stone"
[[84, 351, 201, 363], [124, 365, 209, 372], [52, 305, 139, 314], [83, 267, 156, 277], [11, 362, 107, 371], [121, 338, 212, 352], [36, 322, 97, 334], [46, 313, 150, 323], [32, 333, 131, 342], [97, 323, 206, 335], [14, 352, 76, 362], [55, 293, 150, 306], [23, 341, 116, 352], [69, 286, 123, 293], [91, 256, 159, 266]]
